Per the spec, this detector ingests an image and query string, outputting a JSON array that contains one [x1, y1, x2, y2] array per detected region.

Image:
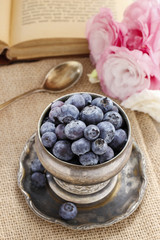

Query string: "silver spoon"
[[0, 61, 83, 110]]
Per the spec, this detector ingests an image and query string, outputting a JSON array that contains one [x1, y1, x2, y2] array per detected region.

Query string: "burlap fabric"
[[0, 57, 159, 240]]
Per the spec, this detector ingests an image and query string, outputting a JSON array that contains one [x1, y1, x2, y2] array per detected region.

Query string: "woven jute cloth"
[[0, 57, 159, 240]]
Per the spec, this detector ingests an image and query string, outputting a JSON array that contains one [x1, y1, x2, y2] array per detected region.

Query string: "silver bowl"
[[35, 93, 132, 204]]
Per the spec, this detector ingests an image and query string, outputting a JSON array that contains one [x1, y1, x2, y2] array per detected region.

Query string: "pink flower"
[[122, 0, 160, 56], [96, 46, 160, 100], [86, 8, 125, 64]]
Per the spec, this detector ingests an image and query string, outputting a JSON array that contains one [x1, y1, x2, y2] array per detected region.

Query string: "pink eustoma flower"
[[122, 0, 160, 57], [96, 46, 160, 100], [86, 8, 125, 64]]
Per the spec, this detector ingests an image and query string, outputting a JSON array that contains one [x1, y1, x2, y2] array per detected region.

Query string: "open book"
[[0, 0, 132, 61]]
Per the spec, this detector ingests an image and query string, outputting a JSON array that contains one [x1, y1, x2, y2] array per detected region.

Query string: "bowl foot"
[[46, 173, 118, 204]]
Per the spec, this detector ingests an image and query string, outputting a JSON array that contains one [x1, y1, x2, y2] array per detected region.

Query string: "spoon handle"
[[0, 88, 44, 111]]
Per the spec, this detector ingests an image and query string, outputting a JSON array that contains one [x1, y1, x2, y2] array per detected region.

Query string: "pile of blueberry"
[[30, 158, 46, 188], [40, 93, 128, 166], [30, 158, 77, 220]]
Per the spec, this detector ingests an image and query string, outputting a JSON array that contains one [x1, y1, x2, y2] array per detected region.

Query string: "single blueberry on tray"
[[59, 202, 78, 220], [31, 158, 45, 173], [31, 172, 46, 188]]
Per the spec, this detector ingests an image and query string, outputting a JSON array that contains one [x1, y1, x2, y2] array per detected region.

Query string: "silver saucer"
[[18, 133, 147, 230]]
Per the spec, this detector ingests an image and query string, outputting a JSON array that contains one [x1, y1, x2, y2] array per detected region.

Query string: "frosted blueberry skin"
[[109, 129, 127, 151], [64, 120, 86, 140], [84, 125, 100, 141], [91, 97, 102, 106], [55, 124, 67, 139], [40, 121, 55, 135], [112, 105, 119, 112], [31, 158, 45, 173], [52, 140, 74, 161], [65, 94, 85, 110], [80, 105, 104, 125], [59, 202, 77, 220], [41, 132, 57, 148], [71, 138, 90, 156], [42, 116, 55, 124], [81, 93, 92, 105], [51, 100, 64, 109], [79, 152, 99, 166], [49, 106, 61, 122], [92, 97, 113, 113], [99, 146, 114, 163], [39, 94, 129, 165], [58, 104, 79, 124], [92, 138, 108, 155], [97, 121, 115, 144], [31, 172, 46, 188], [103, 111, 123, 130]]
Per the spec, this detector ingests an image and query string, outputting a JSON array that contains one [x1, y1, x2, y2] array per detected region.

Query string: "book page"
[[0, 0, 12, 45], [10, 0, 132, 46]]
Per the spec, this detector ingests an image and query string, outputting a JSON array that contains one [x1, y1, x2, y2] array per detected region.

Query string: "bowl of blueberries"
[[35, 92, 132, 205]]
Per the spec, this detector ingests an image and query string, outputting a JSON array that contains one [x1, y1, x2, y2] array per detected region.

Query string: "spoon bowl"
[[43, 61, 83, 92], [0, 61, 83, 110]]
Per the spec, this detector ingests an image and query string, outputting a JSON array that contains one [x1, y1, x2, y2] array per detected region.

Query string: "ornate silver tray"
[[18, 133, 147, 230]]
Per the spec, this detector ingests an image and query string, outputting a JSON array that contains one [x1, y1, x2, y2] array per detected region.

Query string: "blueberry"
[[71, 138, 90, 156], [84, 125, 100, 141], [31, 172, 46, 188], [109, 129, 127, 151], [92, 138, 108, 155], [49, 106, 61, 121], [51, 100, 64, 109], [42, 116, 55, 124], [103, 111, 123, 129], [112, 105, 119, 112], [97, 121, 115, 143], [58, 104, 79, 123], [99, 146, 114, 163], [52, 140, 74, 161], [79, 152, 99, 166], [81, 93, 92, 105], [91, 97, 102, 106], [92, 97, 113, 113], [80, 105, 103, 125], [55, 124, 67, 139], [65, 120, 86, 140], [41, 132, 57, 148], [31, 158, 45, 173], [40, 121, 55, 135], [65, 94, 85, 110], [59, 202, 77, 220]]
